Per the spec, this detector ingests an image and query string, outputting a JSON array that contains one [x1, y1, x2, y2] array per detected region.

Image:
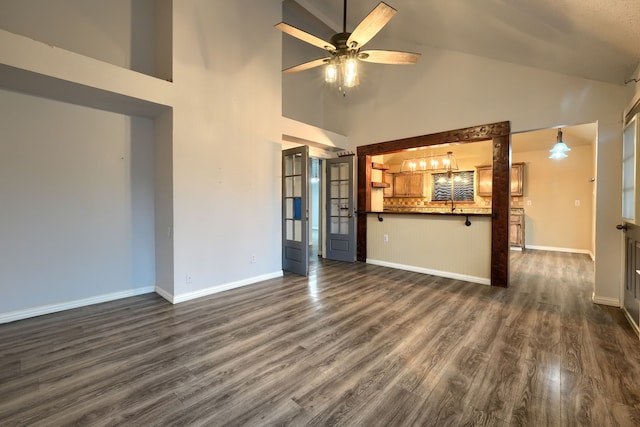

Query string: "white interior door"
[[282, 146, 309, 276], [326, 156, 356, 262]]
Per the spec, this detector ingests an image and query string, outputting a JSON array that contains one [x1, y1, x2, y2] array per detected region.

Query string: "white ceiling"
[[296, 0, 640, 85]]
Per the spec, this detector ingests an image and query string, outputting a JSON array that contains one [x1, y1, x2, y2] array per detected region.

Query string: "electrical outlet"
[[575, 200, 581, 206], [186, 273, 193, 284], [526, 200, 532, 206], [251, 254, 257, 263], [383, 234, 389, 242]]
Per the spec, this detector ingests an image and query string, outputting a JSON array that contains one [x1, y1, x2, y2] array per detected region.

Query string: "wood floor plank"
[[1, 252, 640, 426]]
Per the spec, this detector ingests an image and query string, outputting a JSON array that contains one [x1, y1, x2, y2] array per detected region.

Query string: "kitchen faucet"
[[446, 197, 456, 212]]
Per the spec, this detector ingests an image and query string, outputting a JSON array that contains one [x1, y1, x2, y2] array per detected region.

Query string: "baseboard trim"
[[366, 259, 490, 286], [591, 293, 620, 307], [622, 307, 640, 337], [154, 286, 174, 303], [526, 245, 594, 260], [160, 271, 284, 304], [0, 286, 155, 324]]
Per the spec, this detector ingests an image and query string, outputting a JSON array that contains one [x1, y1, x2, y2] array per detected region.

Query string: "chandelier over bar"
[[400, 151, 459, 174]]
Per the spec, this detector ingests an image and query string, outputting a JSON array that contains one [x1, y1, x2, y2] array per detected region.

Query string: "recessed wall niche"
[[0, 0, 172, 81]]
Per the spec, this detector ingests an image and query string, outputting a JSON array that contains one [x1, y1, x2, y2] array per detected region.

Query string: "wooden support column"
[[491, 135, 510, 287], [357, 154, 371, 262]]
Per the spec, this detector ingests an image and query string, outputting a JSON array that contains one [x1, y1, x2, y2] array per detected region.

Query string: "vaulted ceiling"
[[296, 0, 640, 85]]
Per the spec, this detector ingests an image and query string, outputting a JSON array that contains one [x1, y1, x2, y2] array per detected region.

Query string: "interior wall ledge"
[[0, 29, 174, 117]]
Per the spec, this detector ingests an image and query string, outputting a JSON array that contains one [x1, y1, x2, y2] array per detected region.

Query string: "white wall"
[[281, 0, 348, 135], [0, 0, 284, 317], [367, 215, 492, 284], [168, 0, 283, 301], [0, 89, 156, 315], [336, 41, 627, 304]]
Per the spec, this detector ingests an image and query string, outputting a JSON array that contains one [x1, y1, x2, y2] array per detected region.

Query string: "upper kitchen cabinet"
[[394, 173, 424, 197], [477, 166, 493, 197], [510, 163, 524, 196], [476, 163, 525, 197]]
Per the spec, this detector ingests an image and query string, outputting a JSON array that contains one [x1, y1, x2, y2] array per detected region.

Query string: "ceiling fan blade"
[[346, 2, 397, 49], [283, 57, 330, 73], [275, 22, 336, 51], [358, 50, 421, 64]]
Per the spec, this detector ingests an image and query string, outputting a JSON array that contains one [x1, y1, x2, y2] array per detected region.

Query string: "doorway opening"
[[509, 123, 597, 295], [309, 157, 322, 265]]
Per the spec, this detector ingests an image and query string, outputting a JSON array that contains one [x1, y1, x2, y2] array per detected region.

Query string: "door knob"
[[617, 224, 628, 231]]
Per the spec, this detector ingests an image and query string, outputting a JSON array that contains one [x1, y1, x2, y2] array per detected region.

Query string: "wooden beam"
[[357, 122, 511, 156], [491, 135, 510, 287], [357, 155, 371, 262]]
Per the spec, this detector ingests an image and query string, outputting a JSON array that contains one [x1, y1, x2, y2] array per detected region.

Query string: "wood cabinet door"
[[393, 173, 423, 197], [407, 173, 424, 197], [511, 163, 524, 196], [393, 174, 407, 196], [477, 166, 492, 197], [383, 173, 394, 197], [509, 223, 520, 246]]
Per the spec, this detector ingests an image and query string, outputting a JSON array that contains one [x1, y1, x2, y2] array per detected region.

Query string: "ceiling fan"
[[275, 0, 420, 94]]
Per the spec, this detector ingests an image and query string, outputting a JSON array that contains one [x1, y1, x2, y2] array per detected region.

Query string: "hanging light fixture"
[[276, 1, 421, 96], [325, 53, 361, 90], [549, 128, 571, 159], [401, 151, 459, 175]]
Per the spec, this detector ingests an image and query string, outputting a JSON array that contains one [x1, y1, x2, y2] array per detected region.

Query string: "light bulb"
[[549, 151, 568, 159], [325, 63, 337, 83], [343, 58, 358, 88]]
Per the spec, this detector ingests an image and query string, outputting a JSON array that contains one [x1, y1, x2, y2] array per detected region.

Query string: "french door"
[[622, 114, 640, 328], [623, 227, 640, 327], [282, 146, 309, 276], [326, 156, 356, 262]]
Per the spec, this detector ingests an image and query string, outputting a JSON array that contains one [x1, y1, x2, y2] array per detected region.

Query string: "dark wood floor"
[[2, 251, 640, 426]]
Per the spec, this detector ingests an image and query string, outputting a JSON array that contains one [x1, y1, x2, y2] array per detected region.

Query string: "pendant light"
[[400, 151, 459, 174], [549, 128, 571, 159]]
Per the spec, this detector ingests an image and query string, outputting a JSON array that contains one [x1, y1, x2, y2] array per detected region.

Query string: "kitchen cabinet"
[[476, 162, 525, 197], [394, 173, 424, 197], [510, 163, 524, 196], [477, 166, 493, 197], [510, 210, 525, 249]]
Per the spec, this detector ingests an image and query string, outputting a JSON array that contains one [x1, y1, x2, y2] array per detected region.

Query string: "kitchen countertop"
[[375, 207, 492, 216]]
